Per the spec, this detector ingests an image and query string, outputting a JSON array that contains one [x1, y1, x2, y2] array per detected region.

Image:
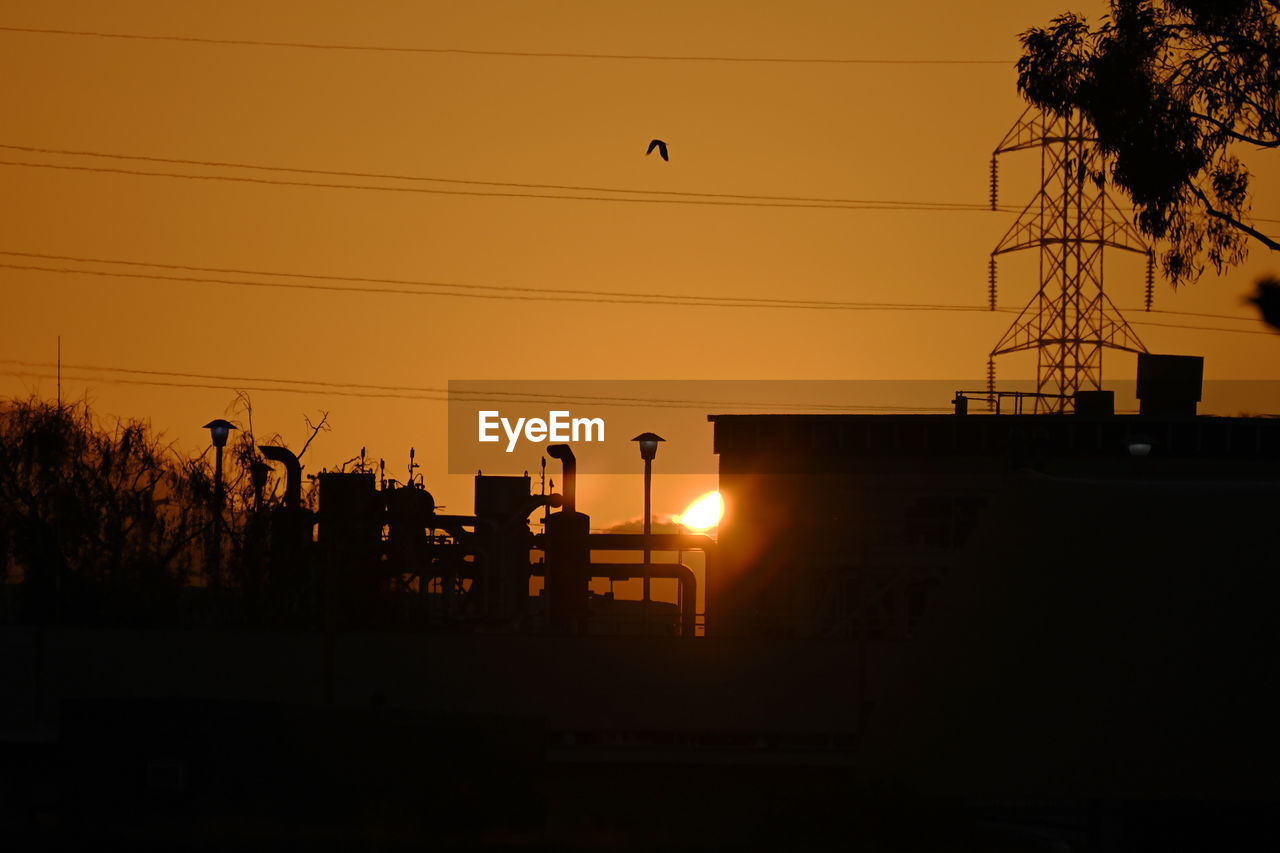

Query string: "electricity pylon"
[[987, 107, 1155, 412]]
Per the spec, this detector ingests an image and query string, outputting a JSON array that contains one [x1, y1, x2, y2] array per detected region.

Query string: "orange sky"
[[2, 0, 1278, 527]]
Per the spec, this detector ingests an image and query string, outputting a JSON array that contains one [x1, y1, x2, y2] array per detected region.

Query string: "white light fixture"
[[632, 432, 664, 461], [203, 418, 236, 448]]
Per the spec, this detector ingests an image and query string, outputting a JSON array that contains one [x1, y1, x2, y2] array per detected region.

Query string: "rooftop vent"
[[1137, 353, 1203, 417]]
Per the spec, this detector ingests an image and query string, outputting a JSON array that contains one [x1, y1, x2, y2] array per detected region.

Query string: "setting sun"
[[678, 491, 723, 532]]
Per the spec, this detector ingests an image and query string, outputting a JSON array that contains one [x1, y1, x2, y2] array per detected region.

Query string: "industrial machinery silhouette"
[[987, 107, 1156, 412], [261, 444, 710, 635]]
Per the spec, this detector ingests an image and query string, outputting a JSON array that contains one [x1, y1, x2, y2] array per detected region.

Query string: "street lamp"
[[204, 419, 237, 584], [631, 432, 664, 610], [205, 418, 234, 448], [204, 418, 236, 503]]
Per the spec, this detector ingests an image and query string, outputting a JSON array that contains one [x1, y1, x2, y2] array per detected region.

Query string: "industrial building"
[[707, 353, 1280, 806], [709, 359, 1280, 639]]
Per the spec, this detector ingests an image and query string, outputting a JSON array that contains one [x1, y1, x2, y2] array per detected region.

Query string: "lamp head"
[[631, 432, 665, 461], [203, 418, 237, 448]]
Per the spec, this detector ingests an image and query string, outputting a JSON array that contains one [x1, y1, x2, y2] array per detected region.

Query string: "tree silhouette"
[[0, 398, 202, 623], [0, 396, 323, 626], [1017, 0, 1279, 286]]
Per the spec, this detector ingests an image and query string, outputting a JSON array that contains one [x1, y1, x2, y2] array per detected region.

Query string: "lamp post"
[[631, 432, 664, 610], [203, 419, 237, 585]]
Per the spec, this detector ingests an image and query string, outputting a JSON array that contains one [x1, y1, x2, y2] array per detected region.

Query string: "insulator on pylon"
[[989, 156, 999, 210], [1144, 251, 1155, 311], [988, 257, 998, 310], [986, 358, 996, 405]]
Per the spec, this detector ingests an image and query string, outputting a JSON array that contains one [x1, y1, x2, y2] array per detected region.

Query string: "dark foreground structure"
[[711, 410, 1280, 792], [3, 358, 1279, 849]]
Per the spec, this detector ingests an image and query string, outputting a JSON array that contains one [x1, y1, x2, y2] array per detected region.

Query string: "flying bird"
[[646, 139, 669, 161]]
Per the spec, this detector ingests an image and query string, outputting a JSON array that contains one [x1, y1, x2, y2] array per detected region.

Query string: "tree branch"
[[1188, 111, 1280, 148], [1191, 186, 1280, 250], [297, 411, 329, 461]]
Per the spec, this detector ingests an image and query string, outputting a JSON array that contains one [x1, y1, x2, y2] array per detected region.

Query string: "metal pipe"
[[587, 532, 716, 634], [586, 532, 715, 552], [612, 562, 695, 638], [429, 515, 501, 617], [546, 444, 575, 513], [529, 561, 697, 637]]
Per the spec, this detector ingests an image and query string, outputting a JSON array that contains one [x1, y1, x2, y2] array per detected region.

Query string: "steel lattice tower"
[[987, 107, 1155, 412]]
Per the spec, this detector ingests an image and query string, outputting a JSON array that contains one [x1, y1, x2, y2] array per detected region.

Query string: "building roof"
[[708, 413, 1280, 461]]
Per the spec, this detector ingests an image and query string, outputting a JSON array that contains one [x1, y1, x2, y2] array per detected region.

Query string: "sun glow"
[[678, 491, 723, 532]]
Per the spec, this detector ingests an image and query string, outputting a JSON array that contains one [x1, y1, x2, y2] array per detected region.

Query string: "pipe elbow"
[[546, 444, 576, 513], [259, 444, 303, 509]]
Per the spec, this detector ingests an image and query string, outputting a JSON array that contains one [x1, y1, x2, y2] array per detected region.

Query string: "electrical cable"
[[0, 25, 1014, 65]]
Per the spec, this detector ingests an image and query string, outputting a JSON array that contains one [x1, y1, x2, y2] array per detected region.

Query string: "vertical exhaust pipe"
[[544, 444, 587, 634], [546, 444, 575, 513]]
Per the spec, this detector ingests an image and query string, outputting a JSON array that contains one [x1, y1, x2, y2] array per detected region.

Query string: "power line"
[[0, 249, 1007, 309], [3, 369, 438, 401], [0, 158, 1005, 212], [8, 144, 1276, 229], [0, 362, 944, 412], [5, 248, 940, 306], [0, 25, 1013, 65], [0, 143, 992, 210], [1127, 318, 1276, 336], [0, 359, 450, 397], [1119, 307, 1264, 323], [0, 251, 1272, 332], [0, 256, 1007, 312]]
